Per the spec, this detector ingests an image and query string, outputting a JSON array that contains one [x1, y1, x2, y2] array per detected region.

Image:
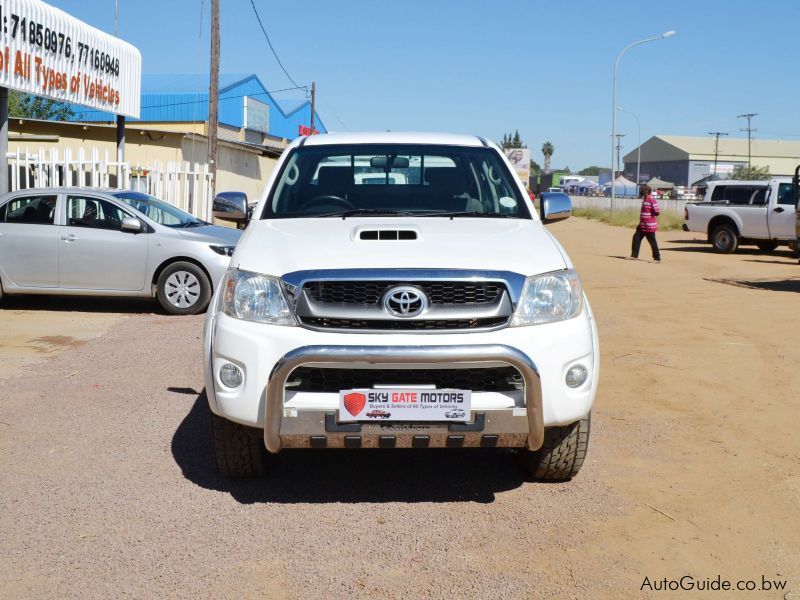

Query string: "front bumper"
[[264, 344, 543, 452], [204, 296, 599, 453]]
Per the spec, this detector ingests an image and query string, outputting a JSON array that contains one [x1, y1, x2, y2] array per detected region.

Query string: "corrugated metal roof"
[[659, 135, 800, 159], [140, 73, 251, 93], [69, 74, 326, 140], [626, 135, 800, 161]]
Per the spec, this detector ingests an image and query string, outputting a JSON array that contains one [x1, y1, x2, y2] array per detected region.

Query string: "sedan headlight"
[[210, 245, 236, 257], [510, 269, 584, 326], [221, 269, 296, 326]]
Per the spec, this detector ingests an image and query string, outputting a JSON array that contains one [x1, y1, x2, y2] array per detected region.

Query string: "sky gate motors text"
[[366, 391, 466, 404]]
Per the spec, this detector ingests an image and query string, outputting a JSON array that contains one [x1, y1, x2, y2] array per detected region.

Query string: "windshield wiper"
[[417, 211, 517, 219], [315, 209, 418, 218]]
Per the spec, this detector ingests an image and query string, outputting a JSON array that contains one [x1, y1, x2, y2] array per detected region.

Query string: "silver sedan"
[[0, 188, 241, 314]]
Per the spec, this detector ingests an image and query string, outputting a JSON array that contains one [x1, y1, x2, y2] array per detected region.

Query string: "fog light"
[[220, 363, 243, 388], [565, 365, 588, 388]]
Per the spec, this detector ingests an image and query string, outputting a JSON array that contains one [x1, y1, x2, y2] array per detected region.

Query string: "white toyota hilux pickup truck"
[[204, 132, 599, 481], [684, 178, 796, 253]]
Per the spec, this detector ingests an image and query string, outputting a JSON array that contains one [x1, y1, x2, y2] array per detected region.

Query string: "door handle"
[[60, 234, 77, 241], [773, 207, 784, 213]]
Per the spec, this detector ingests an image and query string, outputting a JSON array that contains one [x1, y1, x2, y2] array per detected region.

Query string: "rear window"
[[710, 185, 767, 205], [1, 194, 57, 224]]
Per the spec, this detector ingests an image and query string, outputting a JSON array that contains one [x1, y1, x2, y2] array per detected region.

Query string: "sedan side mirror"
[[540, 192, 572, 224], [213, 191, 249, 224], [121, 216, 143, 233]]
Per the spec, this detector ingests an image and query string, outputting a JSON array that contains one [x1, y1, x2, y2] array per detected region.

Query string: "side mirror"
[[121, 216, 142, 233], [540, 192, 572, 224], [213, 191, 249, 223], [793, 165, 799, 206]]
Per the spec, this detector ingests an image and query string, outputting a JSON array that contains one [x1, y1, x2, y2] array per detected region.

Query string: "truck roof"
[[300, 131, 488, 148]]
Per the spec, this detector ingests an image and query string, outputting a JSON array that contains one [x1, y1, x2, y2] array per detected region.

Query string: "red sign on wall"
[[298, 125, 319, 136]]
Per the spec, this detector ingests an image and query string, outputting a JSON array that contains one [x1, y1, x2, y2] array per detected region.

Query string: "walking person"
[[630, 185, 661, 262]]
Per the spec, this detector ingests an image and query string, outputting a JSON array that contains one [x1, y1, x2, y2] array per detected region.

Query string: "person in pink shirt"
[[630, 185, 661, 262]]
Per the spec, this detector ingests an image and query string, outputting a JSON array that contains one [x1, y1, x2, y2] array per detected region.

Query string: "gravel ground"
[[0, 218, 798, 598]]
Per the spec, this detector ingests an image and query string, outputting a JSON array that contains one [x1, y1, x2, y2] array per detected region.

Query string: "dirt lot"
[[0, 218, 798, 598]]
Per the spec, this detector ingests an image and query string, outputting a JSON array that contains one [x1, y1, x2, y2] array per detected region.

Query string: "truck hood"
[[234, 217, 568, 276]]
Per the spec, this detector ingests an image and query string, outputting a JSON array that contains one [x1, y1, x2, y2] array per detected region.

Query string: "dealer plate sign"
[[339, 388, 471, 422]]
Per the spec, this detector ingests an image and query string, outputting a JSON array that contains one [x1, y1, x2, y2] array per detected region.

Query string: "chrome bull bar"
[[264, 344, 543, 453]]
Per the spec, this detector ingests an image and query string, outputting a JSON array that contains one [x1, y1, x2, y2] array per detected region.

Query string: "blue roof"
[[69, 74, 326, 140]]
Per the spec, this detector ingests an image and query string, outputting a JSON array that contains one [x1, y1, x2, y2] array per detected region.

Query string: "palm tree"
[[541, 141, 554, 174]]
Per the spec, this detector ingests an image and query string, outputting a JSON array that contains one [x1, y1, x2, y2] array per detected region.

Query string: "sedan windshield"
[[112, 191, 206, 227], [263, 144, 530, 219]]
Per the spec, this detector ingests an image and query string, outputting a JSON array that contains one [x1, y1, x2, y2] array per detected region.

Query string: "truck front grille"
[[287, 366, 523, 393], [296, 279, 512, 332], [304, 281, 504, 305]]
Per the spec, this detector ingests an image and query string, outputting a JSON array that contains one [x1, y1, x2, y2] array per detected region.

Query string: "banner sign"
[[504, 147, 530, 188], [0, 0, 141, 118], [298, 125, 319, 136], [243, 96, 269, 133]]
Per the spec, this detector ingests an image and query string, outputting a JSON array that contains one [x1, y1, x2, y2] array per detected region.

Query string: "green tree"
[[578, 166, 602, 176], [529, 159, 541, 176], [9, 91, 73, 121], [500, 130, 527, 149], [541, 141, 554, 174], [732, 165, 770, 180]]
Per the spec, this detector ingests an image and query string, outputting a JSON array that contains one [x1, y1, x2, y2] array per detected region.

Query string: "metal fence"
[[6, 147, 214, 220]]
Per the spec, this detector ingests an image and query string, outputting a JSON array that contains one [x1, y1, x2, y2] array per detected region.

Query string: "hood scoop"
[[357, 228, 418, 241]]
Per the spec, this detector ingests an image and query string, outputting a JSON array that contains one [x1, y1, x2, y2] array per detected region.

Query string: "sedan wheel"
[[156, 262, 212, 315], [166, 271, 201, 309]]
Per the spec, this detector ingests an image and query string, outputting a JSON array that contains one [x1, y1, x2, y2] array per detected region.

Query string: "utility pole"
[[708, 131, 728, 176], [737, 113, 757, 171], [309, 81, 316, 133], [208, 0, 220, 199], [615, 134, 625, 179], [114, 0, 125, 183]]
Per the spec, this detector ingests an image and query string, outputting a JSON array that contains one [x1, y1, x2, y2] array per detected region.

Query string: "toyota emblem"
[[382, 286, 428, 318]]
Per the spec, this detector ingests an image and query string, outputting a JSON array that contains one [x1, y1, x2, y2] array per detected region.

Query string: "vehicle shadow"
[[705, 277, 800, 293], [172, 391, 526, 504], [0, 294, 158, 314], [665, 238, 707, 245], [665, 246, 793, 257]]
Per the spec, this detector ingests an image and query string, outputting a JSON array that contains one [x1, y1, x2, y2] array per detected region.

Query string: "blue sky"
[[54, 0, 800, 170]]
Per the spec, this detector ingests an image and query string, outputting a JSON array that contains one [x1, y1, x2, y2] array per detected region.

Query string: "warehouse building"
[[69, 73, 326, 144], [622, 135, 800, 186]]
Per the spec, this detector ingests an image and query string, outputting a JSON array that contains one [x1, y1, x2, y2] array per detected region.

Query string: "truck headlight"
[[221, 269, 296, 326], [510, 269, 584, 326]]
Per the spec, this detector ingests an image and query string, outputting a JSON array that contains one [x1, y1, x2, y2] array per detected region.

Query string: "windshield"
[[112, 192, 206, 227], [263, 144, 530, 219]]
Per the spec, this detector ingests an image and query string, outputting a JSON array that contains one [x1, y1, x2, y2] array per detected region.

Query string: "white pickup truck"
[[203, 132, 599, 482], [684, 178, 796, 253]]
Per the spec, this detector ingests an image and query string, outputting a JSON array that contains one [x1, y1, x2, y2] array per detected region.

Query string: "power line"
[[249, 0, 304, 90]]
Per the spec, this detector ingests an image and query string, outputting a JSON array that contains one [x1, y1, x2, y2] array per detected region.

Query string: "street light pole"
[[618, 106, 641, 186], [611, 30, 675, 212]]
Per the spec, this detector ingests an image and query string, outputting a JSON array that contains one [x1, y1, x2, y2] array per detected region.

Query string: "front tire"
[[710, 224, 739, 253], [520, 414, 591, 481], [156, 261, 212, 315], [211, 413, 266, 478]]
